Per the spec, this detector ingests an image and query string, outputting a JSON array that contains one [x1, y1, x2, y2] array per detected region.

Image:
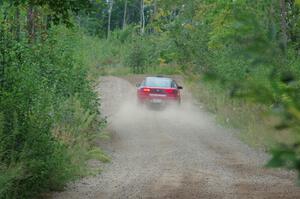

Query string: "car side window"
[[171, 81, 177, 88]]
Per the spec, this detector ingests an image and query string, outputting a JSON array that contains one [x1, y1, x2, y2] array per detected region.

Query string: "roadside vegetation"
[[0, 1, 109, 199], [1, 0, 300, 198], [78, 0, 300, 181]]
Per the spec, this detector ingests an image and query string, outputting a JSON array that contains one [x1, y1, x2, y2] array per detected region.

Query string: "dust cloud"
[[53, 76, 300, 199], [98, 75, 209, 132]]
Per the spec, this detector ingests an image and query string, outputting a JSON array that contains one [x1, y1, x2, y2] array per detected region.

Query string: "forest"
[[1, 0, 300, 198]]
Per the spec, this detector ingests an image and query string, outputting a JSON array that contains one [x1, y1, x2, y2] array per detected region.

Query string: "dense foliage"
[[0, 1, 107, 199]]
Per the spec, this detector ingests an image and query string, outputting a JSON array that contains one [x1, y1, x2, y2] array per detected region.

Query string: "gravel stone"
[[51, 76, 300, 199]]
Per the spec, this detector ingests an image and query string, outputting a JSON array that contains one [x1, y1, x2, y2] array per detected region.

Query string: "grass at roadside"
[[184, 75, 297, 151]]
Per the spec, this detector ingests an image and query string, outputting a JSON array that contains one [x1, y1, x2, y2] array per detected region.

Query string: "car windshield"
[[145, 77, 172, 88]]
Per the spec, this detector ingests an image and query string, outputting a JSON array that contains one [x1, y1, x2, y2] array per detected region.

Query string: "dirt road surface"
[[52, 76, 300, 199]]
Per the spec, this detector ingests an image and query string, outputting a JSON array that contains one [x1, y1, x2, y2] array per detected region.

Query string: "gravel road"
[[52, 76, 300, 199]]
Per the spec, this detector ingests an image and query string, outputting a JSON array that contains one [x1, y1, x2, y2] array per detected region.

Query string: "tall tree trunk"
[[280, 0, 288, 52], [140, 0, 145, 35], [123, 0, 128, 30], [149, 0, 157, 33], [9, 0, 14, 34], [46, 15, 52, 30], [14, 5, 23, 66], [152, 0, 157, 22], [0, 25, 4, 87], [27, 5, 36, 43], [15, 6, 20, 41], [107, 0, 114, 39], [0, 5, 8, 87]]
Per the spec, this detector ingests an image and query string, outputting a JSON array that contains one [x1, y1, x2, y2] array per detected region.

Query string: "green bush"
[[125, 39, 148, 74], [0, 25, 105, 199]]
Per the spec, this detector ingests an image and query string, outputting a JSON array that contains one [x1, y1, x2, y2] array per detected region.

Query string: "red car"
[[137, 76, 183, 105]]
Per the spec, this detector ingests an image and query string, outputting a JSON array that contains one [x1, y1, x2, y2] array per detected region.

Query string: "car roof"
[[145, 76, 172, 82]]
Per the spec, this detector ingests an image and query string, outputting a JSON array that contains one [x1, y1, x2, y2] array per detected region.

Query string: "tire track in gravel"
[[51, 76, 300, 199]]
